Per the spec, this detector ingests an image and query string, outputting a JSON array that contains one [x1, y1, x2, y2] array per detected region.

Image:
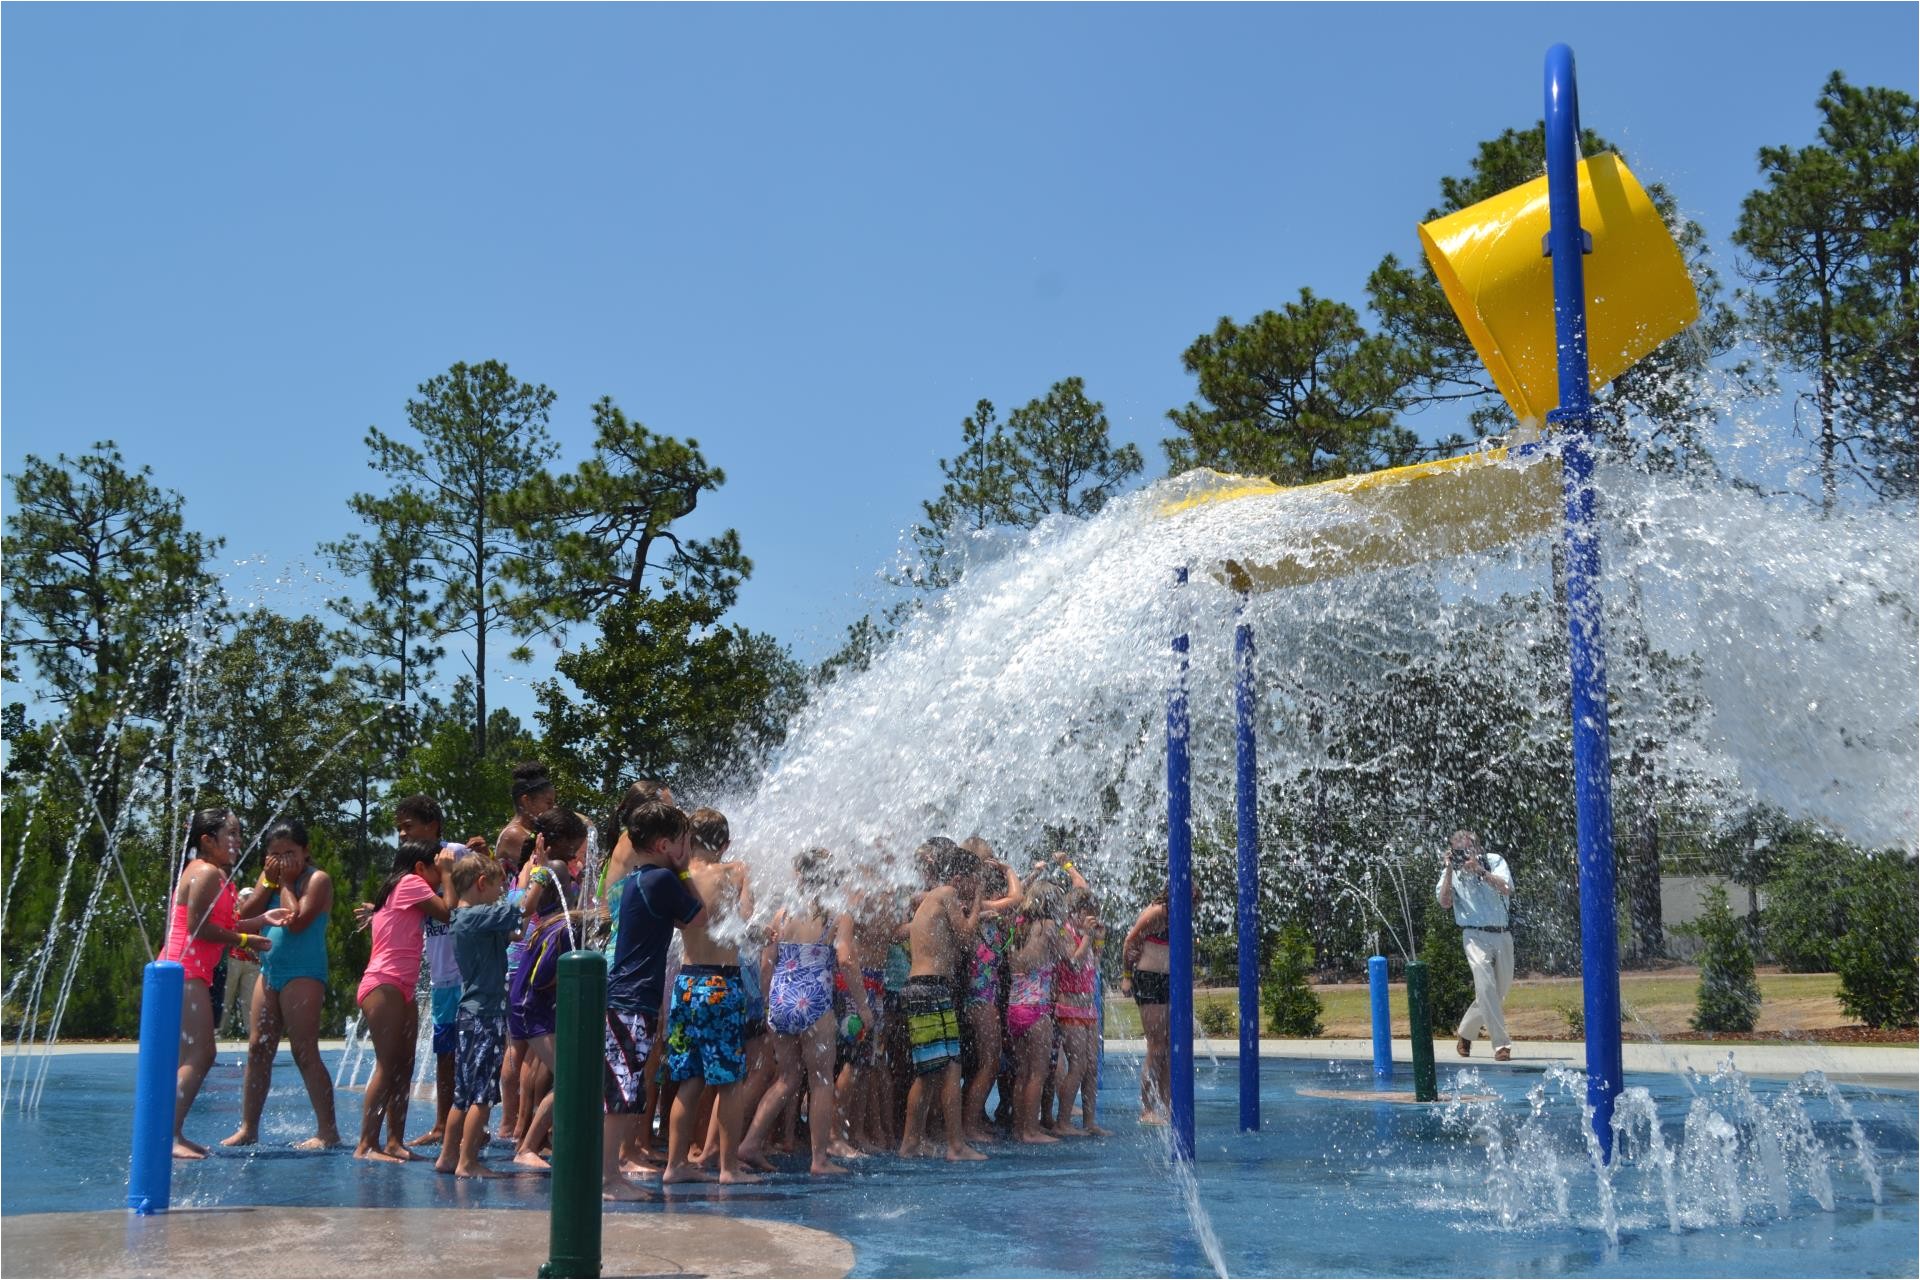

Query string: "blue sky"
[[5, 3, 1915, 723]]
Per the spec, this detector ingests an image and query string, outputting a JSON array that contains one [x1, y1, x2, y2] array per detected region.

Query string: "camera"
[[1447, 847, 1469, 870]]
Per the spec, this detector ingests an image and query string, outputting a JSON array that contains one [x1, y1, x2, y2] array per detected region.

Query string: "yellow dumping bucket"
[[1419, 153, 1698, 425], [1157, 447, 1561, 594]]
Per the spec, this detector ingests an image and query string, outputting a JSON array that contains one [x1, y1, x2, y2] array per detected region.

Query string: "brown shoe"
[[1493, 1046, 1512, 1062], [1455, 1037, 1471, 1058]]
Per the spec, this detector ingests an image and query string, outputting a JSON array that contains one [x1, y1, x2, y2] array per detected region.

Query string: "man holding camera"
[[1435, 829, 1514, 1062]]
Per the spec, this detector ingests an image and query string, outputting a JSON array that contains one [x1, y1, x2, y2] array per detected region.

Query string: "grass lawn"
[[1097, 969, 1912, 1044]]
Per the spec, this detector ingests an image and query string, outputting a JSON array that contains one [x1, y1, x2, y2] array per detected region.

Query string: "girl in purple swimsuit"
[[508, 866, 573, 1168], [742, 849, 873, 1176]]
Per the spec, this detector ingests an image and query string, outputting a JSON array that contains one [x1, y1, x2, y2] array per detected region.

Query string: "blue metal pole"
[[1233, 607, 1260, 1132], [128, 960, 184, 1214], [1094, 968, 1105, 1101], [1367, 955, 1393, 1081], [1544, 42, 1624, 1161], [1167, 566, 1195, 1162]]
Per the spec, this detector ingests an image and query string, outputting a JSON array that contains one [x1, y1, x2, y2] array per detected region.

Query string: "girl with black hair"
[[495, 762, 556, 878], [501, 806, 588, 1146], [159, 807, 290, 1160], [220, 819, 341, 1151]]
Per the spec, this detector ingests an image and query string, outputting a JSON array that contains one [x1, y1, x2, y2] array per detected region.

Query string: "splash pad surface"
[[3, 1050, 1911, 1278]]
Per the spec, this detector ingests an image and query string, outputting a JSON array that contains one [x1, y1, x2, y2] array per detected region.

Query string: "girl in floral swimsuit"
[[741, 848, 872, 1176], [1005, 878, 1086, 1144], [960, 848, 1022, 1144]]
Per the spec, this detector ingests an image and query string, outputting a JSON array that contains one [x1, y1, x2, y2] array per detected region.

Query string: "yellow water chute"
[[1156, 447, 1561, 594], [1419, 152, 1698, 426]]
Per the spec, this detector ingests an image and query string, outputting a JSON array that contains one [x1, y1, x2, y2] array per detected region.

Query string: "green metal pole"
[[541, 950, 606, 1280], [1405, 960, 1437, 1103]]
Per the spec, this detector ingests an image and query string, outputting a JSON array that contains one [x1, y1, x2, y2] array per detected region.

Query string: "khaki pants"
[[1455, 928, 1513, 1050]]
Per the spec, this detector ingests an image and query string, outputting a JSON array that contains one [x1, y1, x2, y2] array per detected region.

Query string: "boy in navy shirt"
[[602, 801, 702, 1201]]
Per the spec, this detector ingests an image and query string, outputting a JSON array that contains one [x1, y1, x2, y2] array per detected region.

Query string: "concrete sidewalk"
[[1, 1206, 853, 1279], [1104, 1035, 1919, 1088]]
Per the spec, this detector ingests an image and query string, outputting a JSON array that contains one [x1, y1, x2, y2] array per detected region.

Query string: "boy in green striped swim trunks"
[[897, 837, 986, 1163]]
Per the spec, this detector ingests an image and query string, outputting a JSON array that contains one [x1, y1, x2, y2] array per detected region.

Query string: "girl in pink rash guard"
[[352, 840, 454, 1162]]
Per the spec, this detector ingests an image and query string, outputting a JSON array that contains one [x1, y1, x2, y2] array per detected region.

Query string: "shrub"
[[1559, 1001, 1584, 1036], [1690, 886, 1761, 1033], [1195, 933, 1239, 986], [1417, 893, 1476, 1033], [1263, 924, 1324, 1037], [1197, 1000, 1237, 1038], [1760, 832, 1857, 970], [1831, 852, 1919, 1029]]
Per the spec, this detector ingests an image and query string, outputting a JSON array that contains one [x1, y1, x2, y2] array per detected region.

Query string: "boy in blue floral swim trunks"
[[660, 807, 759, 1185]]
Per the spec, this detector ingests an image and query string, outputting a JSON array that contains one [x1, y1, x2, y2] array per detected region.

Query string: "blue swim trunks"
[[665, 965, 747, 1085], [453, 1010, 505, 1110], [431, 986, 461, 1056]]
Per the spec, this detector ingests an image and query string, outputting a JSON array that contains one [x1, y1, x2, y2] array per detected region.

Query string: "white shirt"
[[423, 840, 469, 989], [1435, 851, 1511, 929]]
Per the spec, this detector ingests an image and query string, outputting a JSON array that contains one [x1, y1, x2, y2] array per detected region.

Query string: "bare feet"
[[603, 1176, 652, 1202], [218, 1129, 256, 1148], [353, 1145, 405, 1164], [433, 1157, 457, 1175], [1137, 1110, 1167, 1126], [407, 1128, 445, 1147], [809, 1160, 851, 1175], [172, 1139, 208, 1161], [511, 1150, 551, 1170], [620, 1157, 663, 1177], [1019, 1130, 1059, 1144], [1081, 1123, 1111, 1137], [293, 1135, 342, 1151], [455, 1164, 501, 1178], [827, 1140, 866, 1160], [661, 1163, 712, 1184], [946, 1144, 988, 1162], [717, 1168, 764, 1184], [384, 1143, 423, 1162]]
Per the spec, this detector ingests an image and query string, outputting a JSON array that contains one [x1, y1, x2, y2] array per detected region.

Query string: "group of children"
[[161, 766, 1175, 1197]]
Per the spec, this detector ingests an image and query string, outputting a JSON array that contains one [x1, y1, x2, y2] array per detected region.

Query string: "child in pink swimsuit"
[[161, 807, 287, 1160], [352, 840, 454, 1163], [1051, 893, 1105, 1135], [1006, 880, 1083, 1144]]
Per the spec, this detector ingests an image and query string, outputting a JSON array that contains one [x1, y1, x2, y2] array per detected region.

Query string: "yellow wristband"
[[259, 879, 279, 892], [237, 933, 251, 948]]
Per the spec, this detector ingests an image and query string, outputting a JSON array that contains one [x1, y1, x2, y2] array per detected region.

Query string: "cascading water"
[[722, 458, 1914, 914]]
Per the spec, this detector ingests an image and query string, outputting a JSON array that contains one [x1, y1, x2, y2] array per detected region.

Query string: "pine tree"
[[1734, 73, 1918, 507], [1163, 289, 1418, 484]]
